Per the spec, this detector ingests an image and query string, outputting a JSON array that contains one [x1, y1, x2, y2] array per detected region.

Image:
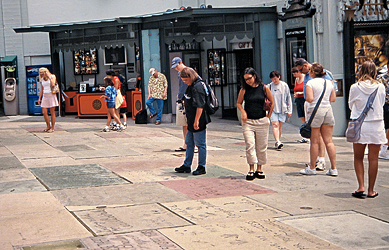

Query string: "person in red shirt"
[[293, 67, 308, 143]]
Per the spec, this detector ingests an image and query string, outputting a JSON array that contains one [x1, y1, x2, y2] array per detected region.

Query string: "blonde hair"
[[358, 61, 378, 83], [39, 67, 50, 82]]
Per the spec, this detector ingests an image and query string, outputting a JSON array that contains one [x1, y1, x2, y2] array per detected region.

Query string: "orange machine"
[[64, 91, 78, 113], [132, 89, 142, 119], [77, 92, 108, 117]]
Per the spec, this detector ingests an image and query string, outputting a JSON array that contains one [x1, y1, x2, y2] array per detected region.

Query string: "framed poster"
[[207, 49, 226, 86], [285, 28, 307, 89], [79, 83, 87, 93], [74, 48, 98, 75], [354, 33, 389, 75]]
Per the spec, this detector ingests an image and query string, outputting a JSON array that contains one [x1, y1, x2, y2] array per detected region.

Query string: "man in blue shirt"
[[172, 57, 189, 152], [295, 58, 336, 171]]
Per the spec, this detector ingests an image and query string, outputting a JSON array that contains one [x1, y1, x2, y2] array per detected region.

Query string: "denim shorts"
[[106, 102, 115, 109], [270, 112, 287, 123]]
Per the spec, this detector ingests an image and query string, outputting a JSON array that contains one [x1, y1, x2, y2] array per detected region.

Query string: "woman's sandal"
[[43, 128, 51, 132], [149, 113, 157, 119], [246, 172, 255, 181], [254, 171, 265, 179]]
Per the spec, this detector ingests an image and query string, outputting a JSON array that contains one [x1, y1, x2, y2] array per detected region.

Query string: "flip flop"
[[43, 128, 51, 132], [47, 130, 54, 133], [149, 113, 157, 119], [367, 192, 379, 198], [351, 191, 366, 198], [175, 147, 186, 152]]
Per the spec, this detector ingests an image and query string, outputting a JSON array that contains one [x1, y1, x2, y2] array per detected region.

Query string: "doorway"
[[223, 49, 253, 119]]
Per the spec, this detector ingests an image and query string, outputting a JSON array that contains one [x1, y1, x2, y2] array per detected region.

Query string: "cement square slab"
[[119, 169, 187, 183], [159, 219, 343, 250], [0, 156, 25, 170], [0, 168, 36, 183], [161, 196, 287, 225], [0, 210, 91, 246], [278, 211, 389, 250], [0, 179, 46, 195], [21, 156, 78, 168], [159, 177, 276, 200], [80, 230, 181, 250], [6, 144, 67, 160], [29, 164, 110, 178], [97, 132, 132, 138], [37, 172, 129, 190], [101, 158, 184, 172], [29, 164, 129, 190], [0, 146, 12, 157], [0, 192, 64, 216], [51, 183, 191, 208], [24, 126, 65, 133], [73, 204, 192, 236], [56, 144, 95, 152]]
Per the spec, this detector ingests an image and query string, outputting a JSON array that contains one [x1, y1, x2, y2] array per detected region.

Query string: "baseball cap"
[[171, 57, 182, 68], [149, 68, 156, 75]]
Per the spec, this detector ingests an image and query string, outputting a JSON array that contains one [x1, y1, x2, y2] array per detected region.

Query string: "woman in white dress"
[[38, 67, 58, 133], [349, 61, 386, 198]]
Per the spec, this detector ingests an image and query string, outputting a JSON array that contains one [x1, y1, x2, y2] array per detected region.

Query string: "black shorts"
[[384, 103, 389, 129], [119, 107, 127, 114], [295, 97, 305, 118]]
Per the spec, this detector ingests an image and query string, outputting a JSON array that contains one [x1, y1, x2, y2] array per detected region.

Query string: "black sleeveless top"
[[244, 84, 266, 119]]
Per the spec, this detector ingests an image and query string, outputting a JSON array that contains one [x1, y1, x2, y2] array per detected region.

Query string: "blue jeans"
[[184, 129, 206, 168], [146, 98, 164, 122]]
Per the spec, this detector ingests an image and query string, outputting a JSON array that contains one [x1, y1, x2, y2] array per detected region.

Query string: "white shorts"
[[176, 102, 187, 126]]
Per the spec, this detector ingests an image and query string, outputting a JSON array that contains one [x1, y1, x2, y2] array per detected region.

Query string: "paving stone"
[[119, 169, 187, 183], [21, 156, 78, 168], [159, 219, 342, 250], [30, 164, 110, 178], [0, 210, 91, 246], [73, 204, 192, 236], [159, 177, 276, 200], [80, 230, 181, 250], [97, 132, 133, 138], [101, 158, 184, 172], [15, 240, 86, 250], [0, 168, 36, 183], [0, 146, 12, 157], [0, 179, 46, 194], [6, 144, 66, 160], [279, 211, 389, 250], [51, 183, 191, 208], [0, 156, 25, 170], [56, 144, 95, 152], [24, 126, 65, 133], [161, 196, 287, 224], [0, 192, 64, 216]]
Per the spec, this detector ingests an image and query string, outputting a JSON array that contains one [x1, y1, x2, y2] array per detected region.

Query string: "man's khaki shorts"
[[176, 102, 187, 126]]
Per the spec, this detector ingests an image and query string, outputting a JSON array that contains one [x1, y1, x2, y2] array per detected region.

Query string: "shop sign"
[[232, 42, 253, 50]]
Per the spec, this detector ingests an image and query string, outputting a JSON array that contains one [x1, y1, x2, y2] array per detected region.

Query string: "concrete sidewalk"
[[0, 115, 388, 250]]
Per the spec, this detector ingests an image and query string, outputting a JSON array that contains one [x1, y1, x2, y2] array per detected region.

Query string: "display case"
[[207, 49, 226, 86]]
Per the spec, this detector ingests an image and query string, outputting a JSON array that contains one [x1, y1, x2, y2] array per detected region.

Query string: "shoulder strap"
[[307, 79, 327, 125], [355, 87, 379, 120]]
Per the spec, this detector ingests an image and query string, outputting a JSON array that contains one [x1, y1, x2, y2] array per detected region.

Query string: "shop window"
[[226, 15, 244, 23], [225, 24, 245, 32]]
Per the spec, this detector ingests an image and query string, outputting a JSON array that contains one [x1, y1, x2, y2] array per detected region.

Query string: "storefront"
[[15, 7, 279, 119]]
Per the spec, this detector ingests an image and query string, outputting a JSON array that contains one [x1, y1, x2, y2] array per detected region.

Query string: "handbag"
[[115, 90, 124, 109], [51, 82, 60, 94], [346, 87, 378, 142], [263, 84, 271, 111], [299, 79, 327, 138]]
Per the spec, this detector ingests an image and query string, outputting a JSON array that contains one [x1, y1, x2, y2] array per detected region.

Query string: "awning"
[[0, 55, 17, 66]]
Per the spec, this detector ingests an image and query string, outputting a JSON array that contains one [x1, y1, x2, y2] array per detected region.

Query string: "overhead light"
[[200, 4, 206, 8]]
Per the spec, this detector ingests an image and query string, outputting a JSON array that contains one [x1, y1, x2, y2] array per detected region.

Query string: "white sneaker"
[[275, 141, 283, 150], [326, 168, 338, 176], [297, 138, 310, 143], [102, 126, 110, 132], [315, 161, 326, 171], [379, 149, 389, 159], [300, 164, 317, 175]]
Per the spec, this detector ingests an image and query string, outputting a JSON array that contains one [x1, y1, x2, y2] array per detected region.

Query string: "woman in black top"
[[174, 67, 210, 175], [237, 67, 274, 180]]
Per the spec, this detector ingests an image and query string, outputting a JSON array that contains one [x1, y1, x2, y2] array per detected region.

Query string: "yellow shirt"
[[148, 73, 168, 100]]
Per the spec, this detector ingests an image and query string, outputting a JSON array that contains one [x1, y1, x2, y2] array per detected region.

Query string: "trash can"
[[3, 78, 19, 115]]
